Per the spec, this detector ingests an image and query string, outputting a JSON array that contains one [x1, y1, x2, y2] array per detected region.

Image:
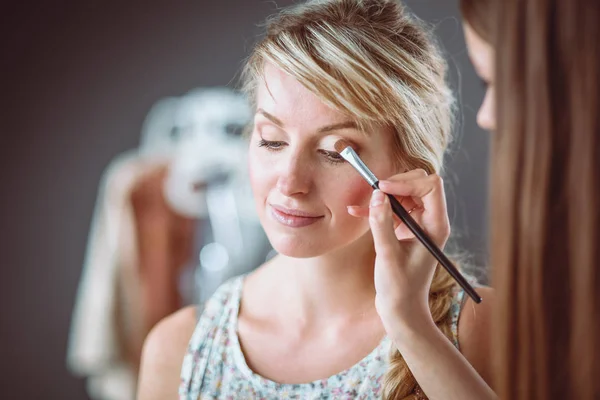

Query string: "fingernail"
[[370, 189, 385, 207]]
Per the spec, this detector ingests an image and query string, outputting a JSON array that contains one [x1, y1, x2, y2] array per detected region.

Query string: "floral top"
[[179, 276, 466, 400]]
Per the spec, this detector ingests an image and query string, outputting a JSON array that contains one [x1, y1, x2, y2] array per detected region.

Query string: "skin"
[[137, 62, 496, 399], [463, 23, 496, 132]]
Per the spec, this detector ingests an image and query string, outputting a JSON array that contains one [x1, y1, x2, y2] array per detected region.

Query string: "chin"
[[266, 233, 329, 259], [264, 226, 371, 259]]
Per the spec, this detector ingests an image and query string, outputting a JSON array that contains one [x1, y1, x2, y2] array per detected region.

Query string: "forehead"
[[254, 62, 398, 165], [256, 62, 356, 128], [464, 23, 493, 78]]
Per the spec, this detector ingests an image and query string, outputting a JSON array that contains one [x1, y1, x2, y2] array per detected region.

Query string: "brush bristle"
[[334, 139, 352, 154]]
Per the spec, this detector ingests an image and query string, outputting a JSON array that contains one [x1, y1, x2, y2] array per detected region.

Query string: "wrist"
[[376, 296, 436, 340], [389, 312, 439, 346]]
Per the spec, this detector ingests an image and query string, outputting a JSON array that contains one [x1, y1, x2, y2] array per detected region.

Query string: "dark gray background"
[[0, 1, 488, 398]]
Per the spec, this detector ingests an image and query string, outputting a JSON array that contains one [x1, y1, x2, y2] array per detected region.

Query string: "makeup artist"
[[460, 0, 598, 397], [376, 0, 600, 397], [137, 0, 496, 399], [377, 0, 600, 397]]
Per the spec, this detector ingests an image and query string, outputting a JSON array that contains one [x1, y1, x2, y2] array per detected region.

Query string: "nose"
[[477, 87, 496, 132], [275, 151, 312, 197]]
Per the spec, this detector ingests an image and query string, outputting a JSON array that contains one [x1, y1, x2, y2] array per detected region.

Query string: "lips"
[[269, 204, 324, 228]]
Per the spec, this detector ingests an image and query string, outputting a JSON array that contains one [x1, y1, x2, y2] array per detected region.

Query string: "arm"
[[130, 167, 184, 336], [137, 306, 197, 400], [456, 287, 495, 386], [361, 173, 496, 400], [385, 287, 495, 400]]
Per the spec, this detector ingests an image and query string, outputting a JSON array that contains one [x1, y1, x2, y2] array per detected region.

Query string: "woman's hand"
[[348, 169, 451, 333], [348, 170, 496, 400]]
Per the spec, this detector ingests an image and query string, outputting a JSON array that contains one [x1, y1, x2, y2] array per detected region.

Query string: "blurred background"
[[0, 1, 489, 399]]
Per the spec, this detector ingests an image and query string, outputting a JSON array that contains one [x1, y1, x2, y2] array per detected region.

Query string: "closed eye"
[[258, 139, 347, 166], [258, 139, 286, 150], [319, 150, 345, 165]]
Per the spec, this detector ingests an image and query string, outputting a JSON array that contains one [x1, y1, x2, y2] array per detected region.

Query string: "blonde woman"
[[138, 1, 495, 399]]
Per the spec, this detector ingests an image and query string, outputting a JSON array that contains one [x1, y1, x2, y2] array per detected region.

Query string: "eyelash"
[[257, 139, 345, 165]]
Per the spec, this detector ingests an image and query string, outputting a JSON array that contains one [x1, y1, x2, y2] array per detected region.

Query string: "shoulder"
[[200, 276, 245, 322], [457, 286, 495, 388], [137, 306, 198, 400], [137, 276, 245, 399]]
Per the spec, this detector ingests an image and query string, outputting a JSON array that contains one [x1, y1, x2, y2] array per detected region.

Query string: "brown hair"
[[242, 1, 459, 398], [492, 0, 600, 398]]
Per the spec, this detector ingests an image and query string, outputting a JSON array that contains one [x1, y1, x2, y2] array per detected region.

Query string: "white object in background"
[[138, 96, 183, 158], [162, 87, 272, 304], [163, 87, 253, 219]]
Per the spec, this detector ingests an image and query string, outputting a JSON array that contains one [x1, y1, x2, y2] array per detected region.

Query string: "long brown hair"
[[463, 0, 600, 397], [493, 0, 600, 397]]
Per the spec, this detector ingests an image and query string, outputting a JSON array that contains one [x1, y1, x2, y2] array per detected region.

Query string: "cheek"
[[329, 174, 373, 209], [248, 148, 272, 200], [324, 150, 397, 212]]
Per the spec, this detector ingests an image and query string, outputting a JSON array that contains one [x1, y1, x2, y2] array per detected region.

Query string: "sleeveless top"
[[179, 275, 466, 399]]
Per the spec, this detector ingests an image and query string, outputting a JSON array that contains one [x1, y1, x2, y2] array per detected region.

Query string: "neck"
[[275, 232, 377, 324]]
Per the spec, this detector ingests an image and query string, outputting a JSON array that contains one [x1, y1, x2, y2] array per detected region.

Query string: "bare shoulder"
[[137, 306, 198, 400], [457, 286, 495, 388]]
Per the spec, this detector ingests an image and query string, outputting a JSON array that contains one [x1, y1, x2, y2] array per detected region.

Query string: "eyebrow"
[[256, 108, 360, 133]]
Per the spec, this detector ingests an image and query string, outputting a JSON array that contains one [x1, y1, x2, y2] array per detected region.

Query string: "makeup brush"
[[334, 139, 482, 304]]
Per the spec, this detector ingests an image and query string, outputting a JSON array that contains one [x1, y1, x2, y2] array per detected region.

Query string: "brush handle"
[[373, 182, 482, 304]]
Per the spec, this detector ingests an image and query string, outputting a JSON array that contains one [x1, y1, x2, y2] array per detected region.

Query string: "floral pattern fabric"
[[179, 276, 465, 400]]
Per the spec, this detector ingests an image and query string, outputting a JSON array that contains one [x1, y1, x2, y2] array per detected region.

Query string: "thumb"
[[369, 190, 399, 258]]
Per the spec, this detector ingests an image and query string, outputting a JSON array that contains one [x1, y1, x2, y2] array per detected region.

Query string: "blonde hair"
[[242, 0, 458, 398]]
